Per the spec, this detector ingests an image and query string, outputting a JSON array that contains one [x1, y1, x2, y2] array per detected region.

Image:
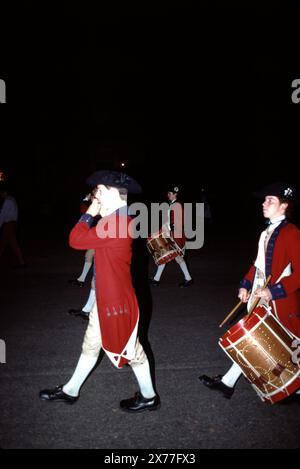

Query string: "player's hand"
[[86, 188, 101, 217], [238, 288, 250, 303], [254, 287, 272, 302]]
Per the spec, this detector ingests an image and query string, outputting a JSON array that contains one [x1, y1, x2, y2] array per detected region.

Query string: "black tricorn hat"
[[86, 170, 142, 194], [253, 182, 296, 201], [167, 185, 180, 194]]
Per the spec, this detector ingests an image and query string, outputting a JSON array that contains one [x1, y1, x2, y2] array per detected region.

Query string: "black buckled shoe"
[[120, 391, 161, 413], [39, 385, 79, 404], [199, 375, 234, 399], [68, 309, 89, 320], [149, 279, 160, 286], [68, 279, 85, 288], [179, 279, 194, 288]]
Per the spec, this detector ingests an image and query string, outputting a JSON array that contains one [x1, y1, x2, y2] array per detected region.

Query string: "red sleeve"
[[239, 264, 256, 291], [69, 217, 130, 251], [244, 265, 256, 284], [69, 222, 120, 250], [280, 228, 300, 295]]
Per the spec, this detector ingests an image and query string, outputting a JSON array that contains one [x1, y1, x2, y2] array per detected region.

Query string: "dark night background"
[[2, 2, 300, 450], [1, 1, 300, 236]]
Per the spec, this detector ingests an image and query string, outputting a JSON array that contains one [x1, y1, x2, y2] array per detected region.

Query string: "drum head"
[[219, 306, 300, 404]]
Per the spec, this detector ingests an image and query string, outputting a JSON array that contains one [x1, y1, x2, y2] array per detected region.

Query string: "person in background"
[[149, 186, 193, 287], [68, 277, 96, 320]]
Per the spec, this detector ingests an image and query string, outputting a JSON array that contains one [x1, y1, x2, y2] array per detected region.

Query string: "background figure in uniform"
[[69, 194, 95, 287], [199, 182, 300, 400], [40, 170, 160, 412], [0, 182, 26, 267], [69, 248, 94, 288], [68, 276, 96, 320], [149, 186, 193, 287]]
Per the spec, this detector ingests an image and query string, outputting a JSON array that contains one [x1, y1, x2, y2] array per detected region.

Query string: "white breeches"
[[85, 249, 95, 263]]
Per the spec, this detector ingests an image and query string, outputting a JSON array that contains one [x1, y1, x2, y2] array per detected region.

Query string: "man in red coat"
[[199, 182, 300, 400], [40, 170, 160, 412], [149, 186, 193, 287]]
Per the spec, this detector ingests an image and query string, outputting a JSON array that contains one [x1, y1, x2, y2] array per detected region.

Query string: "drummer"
[[199, 182, 300, 400], [149, 185, 193, 287]]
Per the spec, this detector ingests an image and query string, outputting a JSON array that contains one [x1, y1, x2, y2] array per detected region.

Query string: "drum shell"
[[219, 306, 300, 403], [147, 231, 183, 265]]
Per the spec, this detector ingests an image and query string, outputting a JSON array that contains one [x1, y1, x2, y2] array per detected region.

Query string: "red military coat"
[[69, 209, 139, 368], [240, 221, 300, 337]]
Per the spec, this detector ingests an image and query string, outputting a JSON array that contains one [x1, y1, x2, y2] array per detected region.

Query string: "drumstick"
[[244, 275, 272, 323], [219, 274, 272, 328], [219, 300, 244, 328]]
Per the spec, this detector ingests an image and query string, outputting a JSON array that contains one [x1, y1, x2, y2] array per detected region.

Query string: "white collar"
[[268, 215, 285, 225], [266, 215, 285, 234]]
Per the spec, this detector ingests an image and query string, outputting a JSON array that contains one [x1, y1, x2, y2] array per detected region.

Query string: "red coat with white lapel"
[[69, 209, 139, 368], [240, 222, 300, 337]]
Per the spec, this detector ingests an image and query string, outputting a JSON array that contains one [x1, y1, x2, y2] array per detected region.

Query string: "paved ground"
[[0, 226, 300, 449]]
